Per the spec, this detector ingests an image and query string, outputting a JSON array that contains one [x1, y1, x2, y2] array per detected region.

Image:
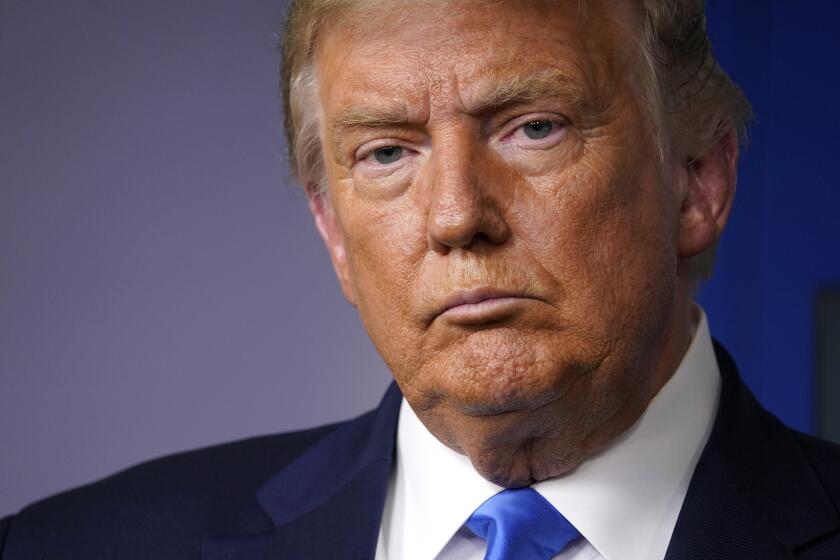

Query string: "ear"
[[307, 184, 357, 306], [678, 128, 739, 258]]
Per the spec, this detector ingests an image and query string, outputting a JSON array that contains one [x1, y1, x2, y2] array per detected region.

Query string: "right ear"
[[306, 183, 357, 307]]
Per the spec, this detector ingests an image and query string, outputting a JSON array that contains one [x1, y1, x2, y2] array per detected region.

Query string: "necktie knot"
[[465, 487, 581, 560]]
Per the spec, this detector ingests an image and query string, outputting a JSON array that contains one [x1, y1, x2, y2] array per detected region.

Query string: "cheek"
[[521, 142, 679, 331], [335, 193, 429, 361]]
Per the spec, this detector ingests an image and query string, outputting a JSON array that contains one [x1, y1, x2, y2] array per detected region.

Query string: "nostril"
[[471, 232, 494, 246]]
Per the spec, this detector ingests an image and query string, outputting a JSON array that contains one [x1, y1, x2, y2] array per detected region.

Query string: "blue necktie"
[[465, 488, 581, 560]]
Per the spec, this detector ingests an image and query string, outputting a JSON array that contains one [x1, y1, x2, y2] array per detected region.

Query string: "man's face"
[[311, 0, 717, 486]]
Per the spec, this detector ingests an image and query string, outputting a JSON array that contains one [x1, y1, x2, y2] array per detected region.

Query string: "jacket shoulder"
[[0, 517, 10, 553], [1, 422, 339, 559], [794, 429, 840, 503]]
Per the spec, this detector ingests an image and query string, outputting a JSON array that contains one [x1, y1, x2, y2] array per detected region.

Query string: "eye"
[[371, 146, 403, 165], [501, 115, 567, 150], [354, 141, 417, 175], [522, 120, 555, 140]]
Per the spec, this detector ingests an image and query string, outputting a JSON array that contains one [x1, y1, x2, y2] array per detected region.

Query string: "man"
[[1, 0, 839, 558]]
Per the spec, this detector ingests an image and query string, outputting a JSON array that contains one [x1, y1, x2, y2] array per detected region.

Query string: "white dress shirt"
[[375, 309, 721, 560]]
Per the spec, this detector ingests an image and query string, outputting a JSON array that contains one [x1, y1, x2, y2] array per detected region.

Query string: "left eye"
[[521, 120, 555, 140]]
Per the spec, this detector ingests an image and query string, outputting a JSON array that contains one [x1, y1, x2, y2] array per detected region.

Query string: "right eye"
[[367, 146, 404, 165]]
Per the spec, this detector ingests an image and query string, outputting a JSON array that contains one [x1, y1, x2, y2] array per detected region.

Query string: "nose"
[[425, 133, 510, 253]]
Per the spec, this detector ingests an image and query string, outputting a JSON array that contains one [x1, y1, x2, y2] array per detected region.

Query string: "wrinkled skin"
[[309, 0, 738, 487]]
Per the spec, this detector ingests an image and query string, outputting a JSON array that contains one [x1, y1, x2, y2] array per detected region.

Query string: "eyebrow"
[[331, 102, 412, 129], [329, 101, 418, 153], [328, 68, 587, 150], [465, 68, 586, 116]]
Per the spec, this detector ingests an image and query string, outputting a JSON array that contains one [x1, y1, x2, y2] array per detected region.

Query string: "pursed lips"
[[435, 288, 541, 324]]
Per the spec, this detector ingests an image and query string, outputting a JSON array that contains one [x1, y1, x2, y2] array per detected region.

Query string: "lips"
[[435, 288, 539, 324], [441, 288, 522, 311]]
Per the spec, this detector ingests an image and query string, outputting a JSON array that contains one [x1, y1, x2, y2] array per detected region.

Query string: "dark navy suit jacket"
[[2, 343, 840, 559]]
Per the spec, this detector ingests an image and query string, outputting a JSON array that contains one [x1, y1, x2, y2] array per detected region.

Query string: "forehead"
[[314, 0, 639, 117]]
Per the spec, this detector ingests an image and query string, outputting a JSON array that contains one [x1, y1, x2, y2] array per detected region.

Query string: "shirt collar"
[[382, 308, 720, 560]]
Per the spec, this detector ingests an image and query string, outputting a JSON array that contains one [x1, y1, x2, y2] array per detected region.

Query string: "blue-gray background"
[[1, 1, 838, 515]]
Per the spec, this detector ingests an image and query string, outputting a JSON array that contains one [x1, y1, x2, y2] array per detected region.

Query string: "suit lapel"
[[665, 343, 840, 559], [203, 382, 402, 560]]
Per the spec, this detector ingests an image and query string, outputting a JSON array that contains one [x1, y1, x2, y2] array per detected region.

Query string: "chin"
[[434, 326, 609, 409], [453, 381, 554, 417], [442, 357, 596, 419], [424, 359, 563, 416]]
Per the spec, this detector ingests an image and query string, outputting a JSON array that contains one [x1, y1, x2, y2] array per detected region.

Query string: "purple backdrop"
[[0, 1, 391, 515]]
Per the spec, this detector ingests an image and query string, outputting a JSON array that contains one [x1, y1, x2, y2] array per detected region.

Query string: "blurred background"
[[1, 0, 839, 515]]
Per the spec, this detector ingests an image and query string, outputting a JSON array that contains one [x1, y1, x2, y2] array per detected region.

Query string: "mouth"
[[436, 289, 541, 325]]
